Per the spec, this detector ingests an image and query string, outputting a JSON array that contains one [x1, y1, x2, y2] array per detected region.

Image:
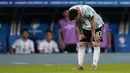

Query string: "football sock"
[[78, 46, 86, 66], [92, 46, 100, 67], [88, 48, 92, 53]]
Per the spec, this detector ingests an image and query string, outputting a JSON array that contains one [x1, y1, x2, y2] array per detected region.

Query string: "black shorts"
[[80, 26, 103, 42]]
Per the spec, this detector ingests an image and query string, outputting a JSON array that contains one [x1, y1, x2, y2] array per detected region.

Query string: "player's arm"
[[89, 17, 96, 37], [38, 42, 44, 54], [58, 28, 62, 43], [10, 47, 15, 54], [10, 40, 18, 54], [89, 17, 100, 42], [53, 41, 59, 53], [107, 31, 112, 48], [76, 26, 80, 41], [76, 21, 85, 40], [30, 41, 35, 53], [84, 8, 99, 41], [58, 28, 65, 48]]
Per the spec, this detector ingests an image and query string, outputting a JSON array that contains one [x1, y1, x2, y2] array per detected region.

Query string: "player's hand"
[[93, 35, 101, 42], [60, 41, 65, 49], [79, 34, 85, 41]]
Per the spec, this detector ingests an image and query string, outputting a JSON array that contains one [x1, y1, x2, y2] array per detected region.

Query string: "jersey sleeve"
[[58, 19, 62, 28], [53, 41, 59, 52], [83, 8, 94, 21], [12, 40, 19, 49], [38, 41, 45, 50], [30, 41, 35, 52]]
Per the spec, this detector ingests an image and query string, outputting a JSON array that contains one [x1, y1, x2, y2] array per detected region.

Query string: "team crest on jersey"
[[30, 23, 40, 29]]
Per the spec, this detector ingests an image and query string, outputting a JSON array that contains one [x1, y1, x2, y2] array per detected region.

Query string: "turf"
[[0, 64, 130, 73]]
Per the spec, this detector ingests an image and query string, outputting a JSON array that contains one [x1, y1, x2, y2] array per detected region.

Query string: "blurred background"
[[0, 0, 130, 54]]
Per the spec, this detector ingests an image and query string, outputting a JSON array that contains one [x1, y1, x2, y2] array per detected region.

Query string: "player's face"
[[63, 10, 69, 18], [46, 32, 52, 41], [22, 31, 28, 39]]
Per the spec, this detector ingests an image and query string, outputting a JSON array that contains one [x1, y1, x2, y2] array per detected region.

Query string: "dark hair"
[[20, 28, 28, 34], [45, 30, 52, 34], [69, 9, 78, 20]]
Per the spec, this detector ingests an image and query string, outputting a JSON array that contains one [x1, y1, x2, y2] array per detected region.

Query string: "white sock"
[[93, 46, 100, 67], [78, 46, 86, 66], [88, 48, 92, 53]]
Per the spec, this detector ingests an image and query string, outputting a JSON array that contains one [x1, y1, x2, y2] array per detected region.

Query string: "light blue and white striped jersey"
[[69, 5, 104, 30]]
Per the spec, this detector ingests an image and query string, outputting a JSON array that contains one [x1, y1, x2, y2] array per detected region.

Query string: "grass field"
[[0, 64, 130, 73]]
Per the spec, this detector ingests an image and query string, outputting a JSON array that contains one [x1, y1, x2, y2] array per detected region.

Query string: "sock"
[[78, 46, 86, 66], [92, 46, 100, 67], [88, 48, 92, 53]]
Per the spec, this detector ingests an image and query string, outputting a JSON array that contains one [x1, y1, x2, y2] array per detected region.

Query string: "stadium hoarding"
[[0, 0, 130, 7]]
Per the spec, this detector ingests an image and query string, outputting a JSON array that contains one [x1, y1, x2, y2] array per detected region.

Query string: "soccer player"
[[10, 28, 35, 54], [69, 5, 104, 70], [38, 30, 59, 54]]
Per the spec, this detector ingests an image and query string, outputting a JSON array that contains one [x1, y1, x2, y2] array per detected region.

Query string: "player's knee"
[[93, 42, 100, 47], [79, 42, 86, 47]]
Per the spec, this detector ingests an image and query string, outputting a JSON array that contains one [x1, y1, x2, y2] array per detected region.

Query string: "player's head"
[[69, 9, 80, 21], [63, 10, 69, 18], [20, 28, 28, 39], [45, 30, 53, 42]]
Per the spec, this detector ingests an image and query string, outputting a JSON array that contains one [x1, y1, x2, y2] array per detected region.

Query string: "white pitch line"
[[11, 62, 29, 65], [44, 64, 54, 66]]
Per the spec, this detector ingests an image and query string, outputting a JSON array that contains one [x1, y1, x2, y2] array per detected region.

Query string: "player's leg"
[[73, 42, 86, 70], [73, 29, 91, 70], [92, 26, 103, 70], [78, 42, 86, 67], [92, 41, 100, 70]]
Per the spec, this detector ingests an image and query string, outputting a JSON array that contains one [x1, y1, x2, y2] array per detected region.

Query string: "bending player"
[[69, 5, 104, 70]]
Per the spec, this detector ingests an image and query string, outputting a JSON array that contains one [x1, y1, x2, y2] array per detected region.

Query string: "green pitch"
[[0, 64, 130, 73]]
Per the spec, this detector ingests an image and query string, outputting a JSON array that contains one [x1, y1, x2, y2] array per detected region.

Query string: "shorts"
[[80, 26, 103, 42]]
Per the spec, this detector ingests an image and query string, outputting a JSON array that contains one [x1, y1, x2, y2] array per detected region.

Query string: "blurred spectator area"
[[0, 7, 130, 53]]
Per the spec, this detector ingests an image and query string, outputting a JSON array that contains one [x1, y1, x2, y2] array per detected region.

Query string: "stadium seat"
[[106, 48, 113, 53], [0, 24, 10, 37], [53, 24, 59, 42], [114, 34, 130, 52], [0, 24, 10, 53], [109, 24, 118, 35], [21, 24, 50, 40], [8, 35, 21, 47], [128, 24, 130, 34], [0, 36, 7, 53]]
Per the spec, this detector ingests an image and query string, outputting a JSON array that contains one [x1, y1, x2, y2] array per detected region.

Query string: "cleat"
[[73, 65, 84, 70], [92, 65, 97, 70]]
